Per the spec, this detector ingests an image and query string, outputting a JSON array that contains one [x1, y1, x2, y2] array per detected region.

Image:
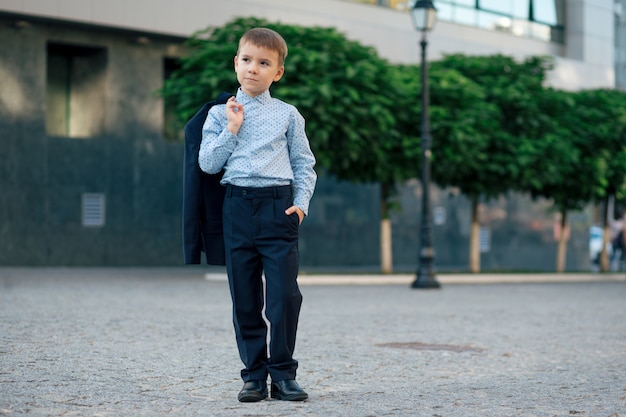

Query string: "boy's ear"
[[233, 55, 238, 71], [273, 65, 285, 82]]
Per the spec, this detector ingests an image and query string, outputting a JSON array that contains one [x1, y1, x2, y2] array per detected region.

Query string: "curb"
[[204, 272, 626, 286]]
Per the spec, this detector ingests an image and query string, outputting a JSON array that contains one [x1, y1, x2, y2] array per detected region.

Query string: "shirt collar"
[[236, 88, 271, 105]]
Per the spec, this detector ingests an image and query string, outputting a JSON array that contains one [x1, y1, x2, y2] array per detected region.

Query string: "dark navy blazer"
[[182, 92, 233, 265]]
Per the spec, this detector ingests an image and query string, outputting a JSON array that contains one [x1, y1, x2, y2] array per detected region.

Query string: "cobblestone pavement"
[[1, 267, 625, 417]]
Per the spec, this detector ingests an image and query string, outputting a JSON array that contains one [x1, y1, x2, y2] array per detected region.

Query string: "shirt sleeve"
[[287, 108, 317, 216], [199, 106, 238, 174]]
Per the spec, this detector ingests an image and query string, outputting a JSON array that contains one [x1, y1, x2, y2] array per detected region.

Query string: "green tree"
[[573, 89, 626, 271], [516, 88, 603, 272], [403, 54, 554, 273], [506, 87, 626, 273], [161, 17, 418, 273]]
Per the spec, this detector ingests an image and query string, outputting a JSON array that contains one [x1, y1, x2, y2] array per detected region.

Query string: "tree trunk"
[[622, 211, 626, 269], [469, 196, 480, 273], [380, 184, 393, 274], [600, 196, 610, 272], [556, 209, 568, 273], [622, 211, 626, 242], [380, 218, 392, 274]]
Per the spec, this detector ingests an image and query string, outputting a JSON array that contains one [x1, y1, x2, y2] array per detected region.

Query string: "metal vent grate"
[[82, 193, 106, 227], [479, 227, 490, 253]]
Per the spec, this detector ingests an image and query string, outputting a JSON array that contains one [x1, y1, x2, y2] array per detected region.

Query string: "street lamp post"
[[410, 0, 440, 289]]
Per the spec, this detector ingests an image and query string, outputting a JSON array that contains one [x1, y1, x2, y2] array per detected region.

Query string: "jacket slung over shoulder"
[[182, 92, 233, 265]]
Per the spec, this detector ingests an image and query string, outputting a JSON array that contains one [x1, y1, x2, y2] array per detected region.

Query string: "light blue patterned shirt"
[[199, 89, 317, 215]]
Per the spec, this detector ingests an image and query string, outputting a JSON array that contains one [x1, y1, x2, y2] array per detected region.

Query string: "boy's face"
[[234, 42, 284, 97]]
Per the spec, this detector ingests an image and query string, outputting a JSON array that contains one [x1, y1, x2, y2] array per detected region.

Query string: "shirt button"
[[242, 190, 247, 196]]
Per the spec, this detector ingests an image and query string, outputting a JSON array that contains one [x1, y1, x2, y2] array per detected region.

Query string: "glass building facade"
[[617, 0, 626, 90], [351, 0, 565, 42]]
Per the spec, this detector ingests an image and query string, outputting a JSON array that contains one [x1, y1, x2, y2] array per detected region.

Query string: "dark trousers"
[[222, 184, 302, 382]]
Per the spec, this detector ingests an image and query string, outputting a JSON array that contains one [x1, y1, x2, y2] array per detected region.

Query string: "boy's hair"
[[237, 28, 288, 66]]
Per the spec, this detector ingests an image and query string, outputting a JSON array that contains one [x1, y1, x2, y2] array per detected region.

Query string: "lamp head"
[[410, 0, 437, 32]]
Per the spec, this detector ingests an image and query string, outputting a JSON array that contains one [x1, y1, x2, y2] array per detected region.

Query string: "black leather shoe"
[[238, 380, 268, 402], [271, 379, 308, 401]]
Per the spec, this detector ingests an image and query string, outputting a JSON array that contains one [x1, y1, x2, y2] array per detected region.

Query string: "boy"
[[198, 28, 316, 402]]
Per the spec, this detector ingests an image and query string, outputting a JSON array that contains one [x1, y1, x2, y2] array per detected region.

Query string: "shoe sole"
[[270, 392, 308, 401], [238, 391, 268, 402], [238, 394, 267, 402]]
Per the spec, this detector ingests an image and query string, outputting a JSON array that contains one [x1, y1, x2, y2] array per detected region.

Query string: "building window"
[[617, 1, 626, 91], [163, 57, 183, 141], [46, 43, 107, 138], [348, 0, 564, 43], [82, 193, 106, 227], [436, 0, 564, 43], [352, 0, 408, 10]]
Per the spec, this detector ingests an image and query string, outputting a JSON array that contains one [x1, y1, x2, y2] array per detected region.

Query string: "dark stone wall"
[[0, 15, 187, 265]]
